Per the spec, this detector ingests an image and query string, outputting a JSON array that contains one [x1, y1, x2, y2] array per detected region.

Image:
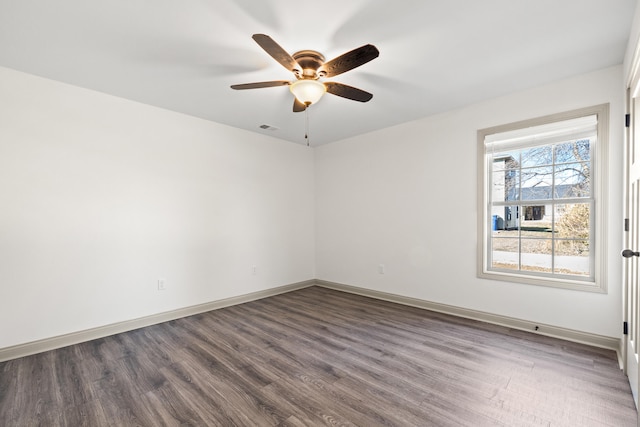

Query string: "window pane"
[[521, 166, 553, 200], [520, 239, 552, 273], [554, 139, 590, 163], [491, 237, 519, 270], [521, 146, 552, 167], [553, 203, 590, 240], [505, 170, 519, 201], [501, 205, 519, 230], [554, 162, 590, 198], [492, 169, 520, 202], [554, 240, 590, 276]]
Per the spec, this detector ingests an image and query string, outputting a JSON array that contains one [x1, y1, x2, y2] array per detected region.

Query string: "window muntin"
[[478, 105, 608, 292]]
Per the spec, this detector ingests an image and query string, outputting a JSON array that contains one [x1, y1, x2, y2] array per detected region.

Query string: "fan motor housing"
[[292, 50, 325, 79]]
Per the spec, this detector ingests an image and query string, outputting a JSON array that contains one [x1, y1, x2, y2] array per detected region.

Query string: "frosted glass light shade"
[[289, 79, 326, 105]]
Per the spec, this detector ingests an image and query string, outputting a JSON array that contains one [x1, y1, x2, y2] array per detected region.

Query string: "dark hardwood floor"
[[0, 286, 636, 426]]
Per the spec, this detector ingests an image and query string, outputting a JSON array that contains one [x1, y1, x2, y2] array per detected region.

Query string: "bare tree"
[[502, 139, 590, 202]]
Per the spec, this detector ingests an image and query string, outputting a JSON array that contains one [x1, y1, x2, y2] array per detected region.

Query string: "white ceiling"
[[0, 0, 636, 145]]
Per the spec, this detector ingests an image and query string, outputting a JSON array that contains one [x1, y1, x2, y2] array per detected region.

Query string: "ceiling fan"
[[231, 34, 379, 112]]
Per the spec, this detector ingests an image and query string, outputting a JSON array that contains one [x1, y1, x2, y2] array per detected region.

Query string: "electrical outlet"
[[379, 264, 385, 274], [252, 265, 257, 275], [158, 279, 166, 291]]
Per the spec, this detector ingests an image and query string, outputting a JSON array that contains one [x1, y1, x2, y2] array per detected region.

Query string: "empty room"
[[2, 1, 640, 425]]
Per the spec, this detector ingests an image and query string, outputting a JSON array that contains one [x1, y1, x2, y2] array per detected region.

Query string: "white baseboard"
[[0, 280, 314, 362], [315, 280, 622, 358], [1, 278, 622, 366]]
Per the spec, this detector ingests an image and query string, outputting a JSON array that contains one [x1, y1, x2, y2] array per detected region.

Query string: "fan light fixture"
[[290, 79, 326, 105], [231, 34, 379, 114]]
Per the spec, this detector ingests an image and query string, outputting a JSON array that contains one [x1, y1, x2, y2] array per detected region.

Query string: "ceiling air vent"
[[259, 124, 278, 131]]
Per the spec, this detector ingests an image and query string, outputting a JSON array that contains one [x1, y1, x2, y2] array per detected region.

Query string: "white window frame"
[[477, 104, 609, 293]]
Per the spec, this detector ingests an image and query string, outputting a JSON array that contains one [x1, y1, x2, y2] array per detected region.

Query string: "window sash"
[[487, 200, 595, 281]]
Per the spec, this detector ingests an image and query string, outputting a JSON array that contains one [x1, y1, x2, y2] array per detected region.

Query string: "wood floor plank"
[[140, 382, 211, 426], [0, 286, 636, 426]]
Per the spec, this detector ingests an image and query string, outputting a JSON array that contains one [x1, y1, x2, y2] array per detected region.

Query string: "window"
[[477, 104, 609, 292]]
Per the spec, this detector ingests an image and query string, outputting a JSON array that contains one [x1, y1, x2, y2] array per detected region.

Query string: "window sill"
[[478, 269, 606, 293]]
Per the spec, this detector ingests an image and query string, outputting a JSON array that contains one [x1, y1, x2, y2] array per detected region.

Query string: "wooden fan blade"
[[324, 82, 373, 102], [230, 80, 290, 90], [319, 44, 379, 78], [252, 34, 301, 74], [293, 98, 307, 112]]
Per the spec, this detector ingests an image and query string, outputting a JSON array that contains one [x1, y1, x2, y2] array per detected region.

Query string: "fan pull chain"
[[304, 106, 310, 147]]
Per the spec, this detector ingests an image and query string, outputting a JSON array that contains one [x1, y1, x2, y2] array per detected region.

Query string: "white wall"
[[0, 62, 627, 349], [315, 65, 624, 338], [0, 66, 315, 349]]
